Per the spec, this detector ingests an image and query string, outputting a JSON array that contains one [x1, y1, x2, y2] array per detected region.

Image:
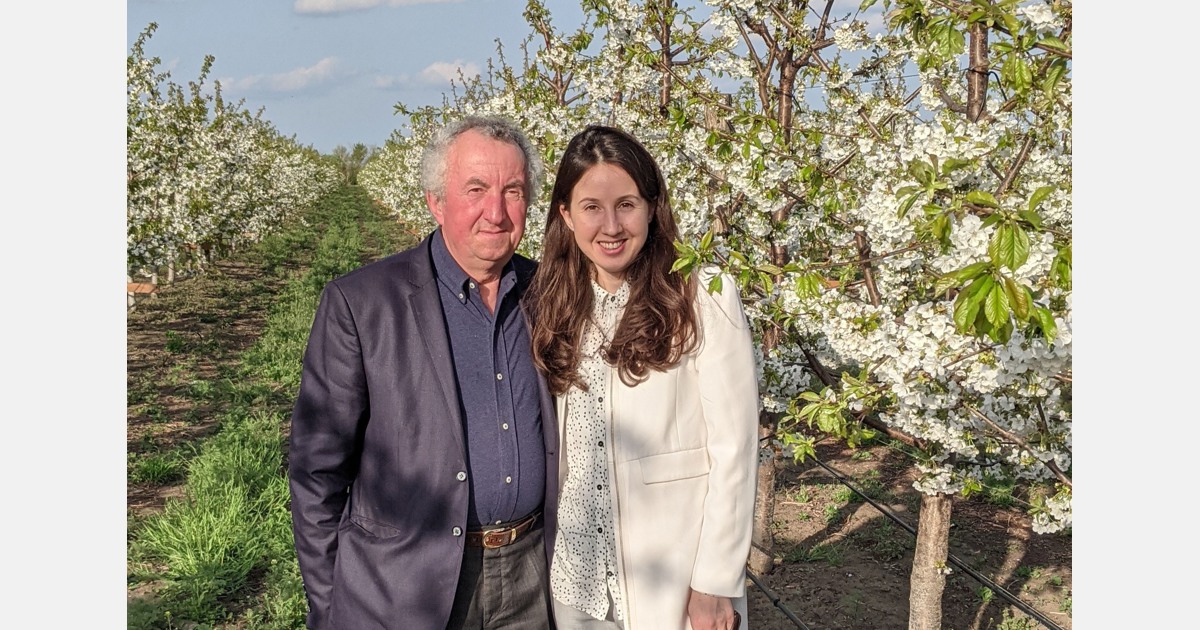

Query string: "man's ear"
[[426, 191, 445, 226], [559, 204, 574, 232]]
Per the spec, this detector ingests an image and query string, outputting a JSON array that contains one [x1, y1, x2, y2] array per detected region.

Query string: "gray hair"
[[420, 115, 544, 201]]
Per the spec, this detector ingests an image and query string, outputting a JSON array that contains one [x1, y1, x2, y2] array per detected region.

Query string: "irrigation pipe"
[[745, 569, 813, 629], [809, 455, 1066, 630]]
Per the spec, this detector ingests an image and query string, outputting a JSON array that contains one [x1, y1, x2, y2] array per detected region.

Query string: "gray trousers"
[[446, 524, 553, 630]]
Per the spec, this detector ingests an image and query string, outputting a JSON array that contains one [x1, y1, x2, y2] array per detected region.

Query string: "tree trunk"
[[748, 420, 777, 574], [908, 492, 953, 630]]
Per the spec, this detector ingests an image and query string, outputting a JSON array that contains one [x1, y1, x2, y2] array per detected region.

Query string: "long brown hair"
[[526, 125, 697, 396]]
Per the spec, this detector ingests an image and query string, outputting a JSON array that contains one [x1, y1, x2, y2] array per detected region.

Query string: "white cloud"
[[418, 60, 480, 85], [294, 0, 460, 16], [224, 57, 341, 93]]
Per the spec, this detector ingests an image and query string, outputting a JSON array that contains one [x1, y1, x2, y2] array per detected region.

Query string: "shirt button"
[[456, 471, 467, 481], [452, 527, 462, 536], [496, 373, 504, 381], [597, 527, 603, 533], [597, 484, 602, 490], [598, 441, 604, 447], [458, 293, 465, 301], [469, 282, 476, 289], [598, 396, 603, 402], [502, 423, 509, 430], [505, 476, 513, 484]]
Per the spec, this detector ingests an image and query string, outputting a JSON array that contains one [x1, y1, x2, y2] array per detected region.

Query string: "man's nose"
[[483, 190, 509, 224]]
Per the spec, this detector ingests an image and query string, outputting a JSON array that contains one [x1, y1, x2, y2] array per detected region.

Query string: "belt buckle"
[[482, 527, 517, 549]]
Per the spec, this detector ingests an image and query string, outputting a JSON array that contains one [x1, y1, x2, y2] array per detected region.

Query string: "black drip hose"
[[807, 456, 1066, 630], [745, 568, 813, 630]]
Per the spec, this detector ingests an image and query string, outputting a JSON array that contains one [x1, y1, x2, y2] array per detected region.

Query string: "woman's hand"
[[686, 588, 738, 630]]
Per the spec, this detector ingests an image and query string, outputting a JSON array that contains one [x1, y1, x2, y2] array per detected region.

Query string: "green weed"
[[132, 453, 183, 484], [164, 330, 187, 354]]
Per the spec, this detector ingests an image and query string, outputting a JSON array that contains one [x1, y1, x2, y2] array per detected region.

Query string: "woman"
[[525, 125, 759, 630]]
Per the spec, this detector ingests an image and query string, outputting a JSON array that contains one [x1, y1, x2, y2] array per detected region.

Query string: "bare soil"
[[127, 261, 1071, 630], [744, 441, 1072, 630]]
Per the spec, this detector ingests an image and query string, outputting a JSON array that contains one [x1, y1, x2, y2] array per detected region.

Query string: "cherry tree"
[[128, 24, 339, 281], [361, 2, 1071, 626]]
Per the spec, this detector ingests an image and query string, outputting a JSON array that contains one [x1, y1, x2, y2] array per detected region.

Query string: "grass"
[[127, 185, 413, 629], [131, 451, 185, 485]]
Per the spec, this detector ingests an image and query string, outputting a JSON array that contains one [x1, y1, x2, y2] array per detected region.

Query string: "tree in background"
[[329, 143, 376, 185], [361, 2, 1071, 626], [127, 23, 339, 281]]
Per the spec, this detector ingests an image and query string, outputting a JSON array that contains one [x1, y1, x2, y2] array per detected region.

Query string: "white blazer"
[[555, 268, 760, 629]]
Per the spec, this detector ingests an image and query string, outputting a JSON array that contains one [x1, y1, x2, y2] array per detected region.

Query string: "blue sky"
[[128, 0, 588, 153]]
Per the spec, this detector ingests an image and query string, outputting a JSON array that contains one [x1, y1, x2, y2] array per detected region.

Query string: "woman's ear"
[[559, 203, 574, 232]]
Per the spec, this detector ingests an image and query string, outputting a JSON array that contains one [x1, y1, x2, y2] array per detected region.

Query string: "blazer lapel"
[[402, 238, 467, 456]]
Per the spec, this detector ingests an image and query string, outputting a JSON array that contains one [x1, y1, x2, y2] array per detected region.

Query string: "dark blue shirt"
[[430, 230, 545, 527]]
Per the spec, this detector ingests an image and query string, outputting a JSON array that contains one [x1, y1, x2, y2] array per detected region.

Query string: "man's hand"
[[686, 588, 738, 630]]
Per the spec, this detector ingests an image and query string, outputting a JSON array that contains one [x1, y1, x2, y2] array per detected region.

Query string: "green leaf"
[[1039, 35, 1068, 52], [908, 160, 935, 187], [1017, 209, 1044, 230], [700, 230, 713, 251], [934, 261, 990, 295], [932, 214, 951, 243], [1043, 60, 1067, 99], [796, 273, 822, 299], [953, 275, 994, 332], [984, 282, 1010, 328], [1051, 244, 1072, 289], [1028, 185, 1056, 212], [1014, 57, 1032, 92], [898, 193, 920, 219], [707, 274, 723, 295], [940, 158, 973, 175], [966, 190, 1000, 209], [859, 0, 879, 10], [1003, 276, 1031, 322], [989, 223, 1031, 271], [1033, 307, 1058, 344]]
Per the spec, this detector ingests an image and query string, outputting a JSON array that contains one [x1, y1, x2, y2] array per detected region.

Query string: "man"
[[289, 116, 557, 630]]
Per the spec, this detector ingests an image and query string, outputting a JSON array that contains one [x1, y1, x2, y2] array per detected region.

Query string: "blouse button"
[[452, 527, 462, 536], [456, 471, 467, 481]]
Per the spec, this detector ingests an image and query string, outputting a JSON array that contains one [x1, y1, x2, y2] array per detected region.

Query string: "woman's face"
[[560, 162, 651, 294]]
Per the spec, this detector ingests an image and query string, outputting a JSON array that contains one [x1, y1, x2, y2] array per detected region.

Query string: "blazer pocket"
[[639, 447, 710, 484], [348, 513, 403, 539]]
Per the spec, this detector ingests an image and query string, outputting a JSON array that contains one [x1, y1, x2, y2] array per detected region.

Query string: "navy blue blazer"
[[288, 233, 559, 629]]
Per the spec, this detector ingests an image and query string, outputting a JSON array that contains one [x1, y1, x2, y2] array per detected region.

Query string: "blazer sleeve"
[[288, 280, 370, 630], [690, 269, 761, 597]]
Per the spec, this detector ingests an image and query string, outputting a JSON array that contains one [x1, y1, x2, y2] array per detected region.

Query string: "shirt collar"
[[590, 278, 630, 309], [431, 228, 517, 304]]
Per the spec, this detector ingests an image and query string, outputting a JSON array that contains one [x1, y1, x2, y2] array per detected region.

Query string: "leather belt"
[[465, 512, 540, 549]]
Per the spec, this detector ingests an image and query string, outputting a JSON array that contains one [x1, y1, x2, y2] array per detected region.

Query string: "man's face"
[[426, 130, 528, 280]]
